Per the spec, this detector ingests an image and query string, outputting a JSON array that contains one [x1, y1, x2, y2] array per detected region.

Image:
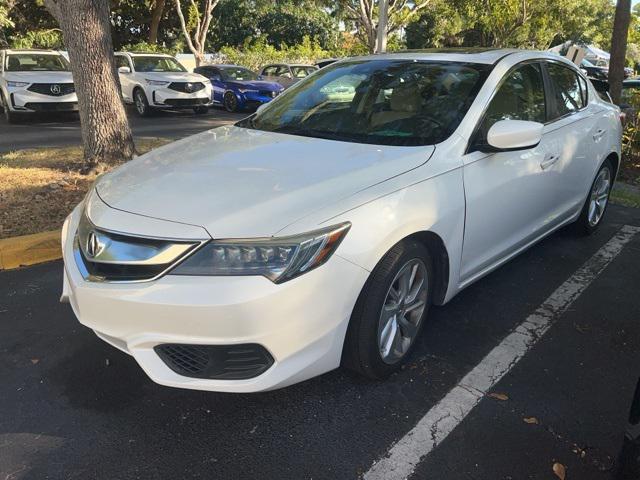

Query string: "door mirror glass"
[[486, 119, 543, 151], [118, 66, 131, 74]]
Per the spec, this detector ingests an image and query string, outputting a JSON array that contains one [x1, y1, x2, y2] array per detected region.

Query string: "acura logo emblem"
[[50, 84, 61, 95], [86, 231, 105, 258], [185, 82, 194, 93]]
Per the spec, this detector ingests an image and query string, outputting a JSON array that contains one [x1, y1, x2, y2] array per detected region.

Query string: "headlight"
[[7, 81, 29, 88], [145, 79, 169, 86], [237, 88, 258, 93], [171, 222, 351, 283]]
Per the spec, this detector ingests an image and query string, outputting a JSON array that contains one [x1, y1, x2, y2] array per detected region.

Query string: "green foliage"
[[210, 0, 339, 51], [11, 28, 63, 49], [218, 35, 331, 71], [120, 40, 183, 56]]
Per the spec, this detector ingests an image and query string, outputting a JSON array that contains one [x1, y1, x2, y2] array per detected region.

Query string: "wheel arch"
[[402, 230, 450, 306], [606, 151, 620, 179]]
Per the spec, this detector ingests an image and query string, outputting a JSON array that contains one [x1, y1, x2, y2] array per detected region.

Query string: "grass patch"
[[611, 185, 640, 208], [0, 138, 171, 239]]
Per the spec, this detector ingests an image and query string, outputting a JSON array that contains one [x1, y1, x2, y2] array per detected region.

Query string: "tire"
[[223, 91, 238, 112], [1, 92, 18, 123], [342, 239, 433, 379], [575, 158, 614, 235], [193, 106, 208, 115], [133, 88, 152, 117]]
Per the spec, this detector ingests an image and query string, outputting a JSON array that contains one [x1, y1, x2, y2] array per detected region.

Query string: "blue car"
[[194, 64, 284, 112]]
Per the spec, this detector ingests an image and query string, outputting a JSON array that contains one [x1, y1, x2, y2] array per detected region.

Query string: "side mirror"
[[118, 66, 131, 74], [485, 119, 543, 151]]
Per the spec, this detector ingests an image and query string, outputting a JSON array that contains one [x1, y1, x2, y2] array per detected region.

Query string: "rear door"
[[541, 61, 602, 219], [114, 54, 134, 102], [460, 62, 559, 282]]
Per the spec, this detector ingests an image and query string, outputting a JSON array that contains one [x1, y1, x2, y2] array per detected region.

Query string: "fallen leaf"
[[553, 462, 566, 480], [488, 392, 509, 401], [523, 416, 539, 424], [30, 358, 39, 365]]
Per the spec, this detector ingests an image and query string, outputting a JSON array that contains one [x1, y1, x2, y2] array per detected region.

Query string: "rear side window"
[[547, 63, 585, 117], [479, 63, 546, 136]]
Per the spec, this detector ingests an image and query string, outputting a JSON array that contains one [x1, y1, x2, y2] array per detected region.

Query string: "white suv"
[[114, 52, 212, 116], [0, 49, 78, 123]]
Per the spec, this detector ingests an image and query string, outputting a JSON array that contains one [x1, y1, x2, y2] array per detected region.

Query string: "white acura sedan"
[[61, 49, 621, 392]]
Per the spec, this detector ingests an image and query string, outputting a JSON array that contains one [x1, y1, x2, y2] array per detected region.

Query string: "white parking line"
[[364, 225, 640, 480]]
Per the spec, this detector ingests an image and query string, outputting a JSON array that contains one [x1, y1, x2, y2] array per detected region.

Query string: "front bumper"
[[61, 205, 369, 392], [149, 86, 213, 108], [7, 88, 78, 112]]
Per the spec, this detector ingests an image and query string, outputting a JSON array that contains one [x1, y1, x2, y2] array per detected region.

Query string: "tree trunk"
[[148, 0, 165, 44], [375, 0, 388, 53], [44, 0, 135, 169], [609, 0, 632, 105]]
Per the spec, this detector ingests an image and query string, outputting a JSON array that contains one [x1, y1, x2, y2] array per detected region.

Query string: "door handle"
[[541, 153, 560, 170], [593, 129, 606, 142]]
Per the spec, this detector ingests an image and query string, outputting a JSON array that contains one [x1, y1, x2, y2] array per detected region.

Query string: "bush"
[[217, 36, 332, 71], [120, 40, 183, 56], [11, 29, 64, 50]]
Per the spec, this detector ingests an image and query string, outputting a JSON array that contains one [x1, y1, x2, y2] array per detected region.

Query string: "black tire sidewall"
[[224, 92, 237, 112], [134, 88, 150, 116], [577, 159, 614, 235], [343, 239, 434, 379]]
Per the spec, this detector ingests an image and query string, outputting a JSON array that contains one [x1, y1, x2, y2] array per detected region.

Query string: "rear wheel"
[[576, 159, 614, 235], [342, 239, 433, 379], [193, 106, 208, 115], [223, 91, 238, 112], [133, 88, 152, 117]]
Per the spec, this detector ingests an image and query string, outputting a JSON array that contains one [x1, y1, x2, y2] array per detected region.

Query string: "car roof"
[[115, 51, 173, 57], [3, 49, 62, 55], [344, 48, 556, 65]]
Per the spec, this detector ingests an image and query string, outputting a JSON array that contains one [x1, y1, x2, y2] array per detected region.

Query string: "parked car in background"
[[315, 58, 339, 69], [581, 59, 608, 81], [0, 48, 78, 123], [62, 49, 621, 393], [260, 63, 318, 88], [194, 64, 284, 112], [114, 52, 212, 116]]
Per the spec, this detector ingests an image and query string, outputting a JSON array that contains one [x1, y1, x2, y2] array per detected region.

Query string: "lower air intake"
[[154, 343, 274, 380]]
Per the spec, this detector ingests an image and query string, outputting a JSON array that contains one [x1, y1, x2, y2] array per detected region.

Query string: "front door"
[[460, 62, 559, 283]]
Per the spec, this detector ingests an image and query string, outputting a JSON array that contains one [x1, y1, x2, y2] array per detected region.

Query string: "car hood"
[[139, 71, 206, 83], [225, 80, 282, 91], [96, 126, 434, 238], [4, 71, 74, 83]]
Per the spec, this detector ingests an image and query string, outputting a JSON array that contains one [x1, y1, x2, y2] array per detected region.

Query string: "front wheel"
[[133, 88, 152, 117], [223, 91, 238, 112], [1, 92, 18, 123], [576, 159, 614, 235], [342, 239, 433, 379]]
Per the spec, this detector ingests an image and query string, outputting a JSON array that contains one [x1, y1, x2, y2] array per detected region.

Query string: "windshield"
[[581, 59, 596, 67], [220, 67, 259, 81], [5, 53, 70, 72], [132, 56, 186, 73], [237, 59, 490, 146], [291, 66, 317, 78]]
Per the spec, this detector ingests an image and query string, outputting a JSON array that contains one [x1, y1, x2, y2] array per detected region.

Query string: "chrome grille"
[[74, 212, 203, 282]]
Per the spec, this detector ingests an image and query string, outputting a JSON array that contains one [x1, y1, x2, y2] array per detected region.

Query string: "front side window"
[[237, 59, 490, 146], [5, 53, 70, 72], [115, 55, 130, 70], [220, 67, 259, 81], [132, 56, 186, 73], [480, 63, 546, 137], [547, 63, 584, 117]]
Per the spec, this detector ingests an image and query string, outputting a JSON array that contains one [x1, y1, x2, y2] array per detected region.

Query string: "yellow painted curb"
[[0, 230, 62, 270]]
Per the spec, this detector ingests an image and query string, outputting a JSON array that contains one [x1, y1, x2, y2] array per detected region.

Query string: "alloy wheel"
[[224, 92, 237, 112], [135, 91, 146, 115], [377, 258, 428, 364], [588, 166, 611, 227]]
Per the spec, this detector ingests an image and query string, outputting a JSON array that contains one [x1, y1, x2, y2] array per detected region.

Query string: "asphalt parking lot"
[[1, 204, 640, 480], [0, 107, 246, 152]]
